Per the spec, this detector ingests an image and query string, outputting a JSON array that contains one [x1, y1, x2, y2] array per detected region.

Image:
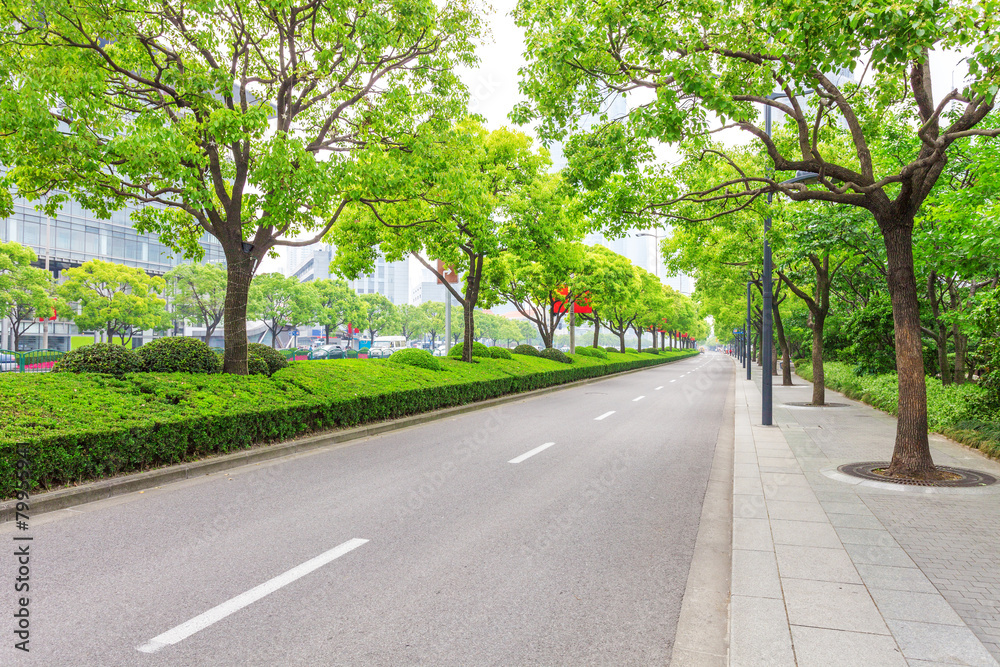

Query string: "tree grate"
[[838, 462, 998, 487]]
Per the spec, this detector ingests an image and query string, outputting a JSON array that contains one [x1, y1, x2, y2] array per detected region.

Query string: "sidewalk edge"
[[669, 360, 735, 667]]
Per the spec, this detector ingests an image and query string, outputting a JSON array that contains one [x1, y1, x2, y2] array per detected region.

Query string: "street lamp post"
[[746, 281, 751, 381], [761, 92, 820, 425]]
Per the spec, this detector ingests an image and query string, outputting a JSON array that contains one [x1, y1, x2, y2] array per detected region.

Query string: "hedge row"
[[794, 360, 1000, 460], [0, 349, 699, 498]]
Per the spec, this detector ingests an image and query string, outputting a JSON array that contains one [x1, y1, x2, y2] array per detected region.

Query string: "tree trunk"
[[811, 313, 826, 405], [773, 301, 793, 386], [325, 324, 330, 345], [222, 253, 253, 374], [619, 330, 626, 352], [927, 273, 951, 385], [882, 221, 934, 477], [593, 318, 600, 347], [462, 303, 475, 361]]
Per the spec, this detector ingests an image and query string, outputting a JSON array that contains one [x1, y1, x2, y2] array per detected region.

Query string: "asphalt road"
[[2, 352, 733, 666]]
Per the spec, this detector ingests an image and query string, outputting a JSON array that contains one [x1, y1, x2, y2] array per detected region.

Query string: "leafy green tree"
[[312, 280, 366, 345], [59, 259, 168, 345], [486, 242, 586, 348], [248, 274, 320, 349], [332, 120, 577, 361], [0, 0, 480, 374], [391, 304, 429, 341], [0, 241, 62, 351], [517, 319, 538, 345], [420, 301, 446, 348], [513, 0, 1000, 477], [164, 263, 227, 344], [358, 293, 398, 345]]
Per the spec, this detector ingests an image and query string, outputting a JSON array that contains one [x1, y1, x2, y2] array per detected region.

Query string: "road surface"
[[2, 352, 733, 666]]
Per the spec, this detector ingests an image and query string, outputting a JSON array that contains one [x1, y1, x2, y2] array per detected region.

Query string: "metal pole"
[[746, 281, 752, 380], [445, 289, 452, 351], [42, 208, 52, 351], [569, 308, 575, 354], [762, 104, 774, 425]]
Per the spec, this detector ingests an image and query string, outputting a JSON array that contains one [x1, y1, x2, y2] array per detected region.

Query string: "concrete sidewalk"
[[729, 358, 1000, 667]]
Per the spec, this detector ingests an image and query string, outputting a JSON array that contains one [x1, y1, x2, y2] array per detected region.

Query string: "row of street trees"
[[509, 0, 1000, 479]]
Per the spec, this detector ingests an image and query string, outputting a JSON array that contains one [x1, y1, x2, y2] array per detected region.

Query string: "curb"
[[1, 354, 696, 523]]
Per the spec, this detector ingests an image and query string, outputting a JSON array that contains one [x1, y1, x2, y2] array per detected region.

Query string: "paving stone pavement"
[[730, 357, 1000, 666]]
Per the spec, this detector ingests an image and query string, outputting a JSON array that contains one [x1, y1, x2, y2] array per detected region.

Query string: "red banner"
[[552, 287, 592, 314]]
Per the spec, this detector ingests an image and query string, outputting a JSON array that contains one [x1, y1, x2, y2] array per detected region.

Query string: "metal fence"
[[0, 349, 65, 373]]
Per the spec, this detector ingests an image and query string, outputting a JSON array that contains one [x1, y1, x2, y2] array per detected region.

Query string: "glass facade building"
[[0, 183, 225, 351]]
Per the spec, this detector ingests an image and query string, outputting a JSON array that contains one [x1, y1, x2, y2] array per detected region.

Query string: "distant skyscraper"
[[288, 244, 410, 305]]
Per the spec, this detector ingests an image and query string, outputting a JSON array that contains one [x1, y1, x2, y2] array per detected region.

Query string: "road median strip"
[[1, 350, 698, 520]]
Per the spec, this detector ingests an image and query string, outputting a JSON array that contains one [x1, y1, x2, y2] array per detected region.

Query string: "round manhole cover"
[[837, 462, 998, 487], [784, 402, 850, 408]]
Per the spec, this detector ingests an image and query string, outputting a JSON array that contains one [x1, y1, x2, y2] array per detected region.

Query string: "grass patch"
[[1, 349, 698, 498]]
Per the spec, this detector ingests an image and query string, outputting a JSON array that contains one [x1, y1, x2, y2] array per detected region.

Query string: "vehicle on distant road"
[[368, 336, 408, 359]]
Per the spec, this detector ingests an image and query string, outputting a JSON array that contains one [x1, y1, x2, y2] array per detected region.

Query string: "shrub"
[[625, 348, 639, 354], [574, 347, 596, 358], [448, 341, 491, 358], [513, 344, 540, 357], [136, 337, 222, 374], [247, 351, 270, 376], [54, 344, 139, 376], [644, 349, 659, 355], [387, 348, 441, 371], [587, 346, 609, 359], [539, 347, 571, 364], [345, 349, 359, 359], [604, 346, 619, 353], [247, 343, 289, 375], [488, 346, 512, 360]]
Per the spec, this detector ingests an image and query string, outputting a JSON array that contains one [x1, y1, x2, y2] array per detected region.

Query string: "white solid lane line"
[[509, 442, 556, 464], [670, 379, 676, 383], [654, 386, 663, 390], [137, 538, 369, 654], [633, 396, 645, 402], [594, 411, 616, 421]]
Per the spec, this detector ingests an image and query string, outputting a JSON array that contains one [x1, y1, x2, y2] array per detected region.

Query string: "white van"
[[368, 336, 408, 358]]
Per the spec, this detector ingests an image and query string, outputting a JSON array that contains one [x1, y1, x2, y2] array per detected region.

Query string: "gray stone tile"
[[843, 542, 916, 568], [732, 549, 783, 598], [887, 619, 999, 666], [790, 625, 907, 667], [782, 578, 889, 634], [762, 484, 818, 503], [770, 519, 843, 549], [856, 563, 939, 594], [733, 476, 763, 495], [774, 544, 862, 583], [757, 457, 800, 469], [834, 527, 900, 548], [765, 499, 829, 523], [828, 513, 885, 530], [734, 493, 769, 520], [759, 471, 811, 488], [733, 517, 773, 551], [730, 595, 796, 667], [734, 463, 760, 478], [870, 588, 966, 626], [820, 500, 874, 516]]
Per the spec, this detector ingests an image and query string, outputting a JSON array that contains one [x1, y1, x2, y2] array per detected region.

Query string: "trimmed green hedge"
[[387, 348, 441, 371], [539, 347, 571, 364], [137, 337, 222, 374], [488, 346, 512, 360], [449, 341, 491, 358], [513, 344, 540, 357], [248, 343, 289, 375], [54, 344, 140, 376]]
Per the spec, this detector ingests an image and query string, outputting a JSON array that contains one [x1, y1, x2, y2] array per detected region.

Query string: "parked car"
[[310, 344, 345, 360], [367, 336, 408, 359], [0, 352, 18, 372], [559, 346, 570, 353]]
